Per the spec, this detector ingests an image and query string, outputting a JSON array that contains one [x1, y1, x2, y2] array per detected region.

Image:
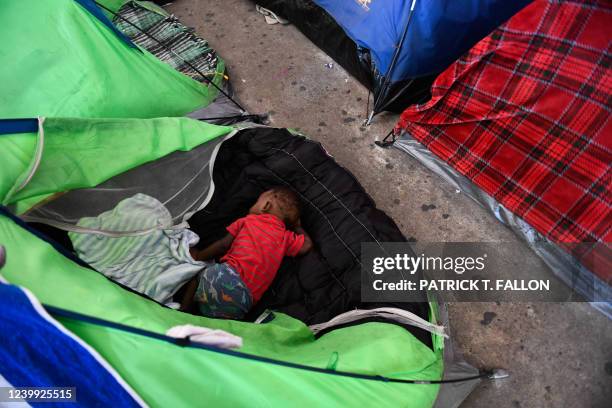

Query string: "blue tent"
[[254, 0, 530, 114]]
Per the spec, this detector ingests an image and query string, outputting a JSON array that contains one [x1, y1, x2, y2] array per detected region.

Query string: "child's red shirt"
[[221, 214, 304, 302]]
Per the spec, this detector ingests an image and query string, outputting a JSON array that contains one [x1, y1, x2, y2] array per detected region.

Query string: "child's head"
[[249, 187, 300, 226]]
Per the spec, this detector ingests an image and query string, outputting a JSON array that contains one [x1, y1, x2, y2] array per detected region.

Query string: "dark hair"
[[270, 187, 300, 226]]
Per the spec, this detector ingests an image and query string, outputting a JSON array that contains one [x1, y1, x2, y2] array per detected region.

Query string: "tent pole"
[[372, 0, 417, 115]]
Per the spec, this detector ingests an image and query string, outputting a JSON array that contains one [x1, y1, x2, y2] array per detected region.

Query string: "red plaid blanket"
[[396, 0, 611, 282]]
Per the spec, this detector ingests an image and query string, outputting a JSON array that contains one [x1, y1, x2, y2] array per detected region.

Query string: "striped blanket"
[[113, 1, 220, 83], [69, 194, 207, 305]]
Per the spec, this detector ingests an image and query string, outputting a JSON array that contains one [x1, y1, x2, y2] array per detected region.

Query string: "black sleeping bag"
[[27, 127, 432, 348], [189, 127, 432, 347]]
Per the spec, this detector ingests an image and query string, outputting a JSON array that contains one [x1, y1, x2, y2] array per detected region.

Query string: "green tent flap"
[[0, 213, 443, 406], [0, 117, 232, 212], [60, 317, 441, 407], [0, 0, 224, 119]]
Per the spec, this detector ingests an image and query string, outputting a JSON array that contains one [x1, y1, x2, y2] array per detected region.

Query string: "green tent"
[[0, 0, 228, 119], [0, 117, 464, 406]]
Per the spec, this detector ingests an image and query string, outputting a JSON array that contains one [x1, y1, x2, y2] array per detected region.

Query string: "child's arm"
[[293, 221, 313, 256], [181, 233, 234, 311], [190, 233, 234, 262]]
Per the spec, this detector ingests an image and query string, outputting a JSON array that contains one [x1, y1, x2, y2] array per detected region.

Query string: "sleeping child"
[[179, 187, 312, 319]]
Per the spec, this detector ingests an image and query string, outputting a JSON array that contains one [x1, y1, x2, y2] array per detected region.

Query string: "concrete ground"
[[167, 1, 611, 406]]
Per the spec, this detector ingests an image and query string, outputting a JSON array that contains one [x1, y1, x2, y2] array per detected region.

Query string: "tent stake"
[[375, 129, 397, 148]]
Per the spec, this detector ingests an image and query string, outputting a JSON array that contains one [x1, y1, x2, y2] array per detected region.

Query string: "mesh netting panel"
[[22, 138, 225, 235]]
